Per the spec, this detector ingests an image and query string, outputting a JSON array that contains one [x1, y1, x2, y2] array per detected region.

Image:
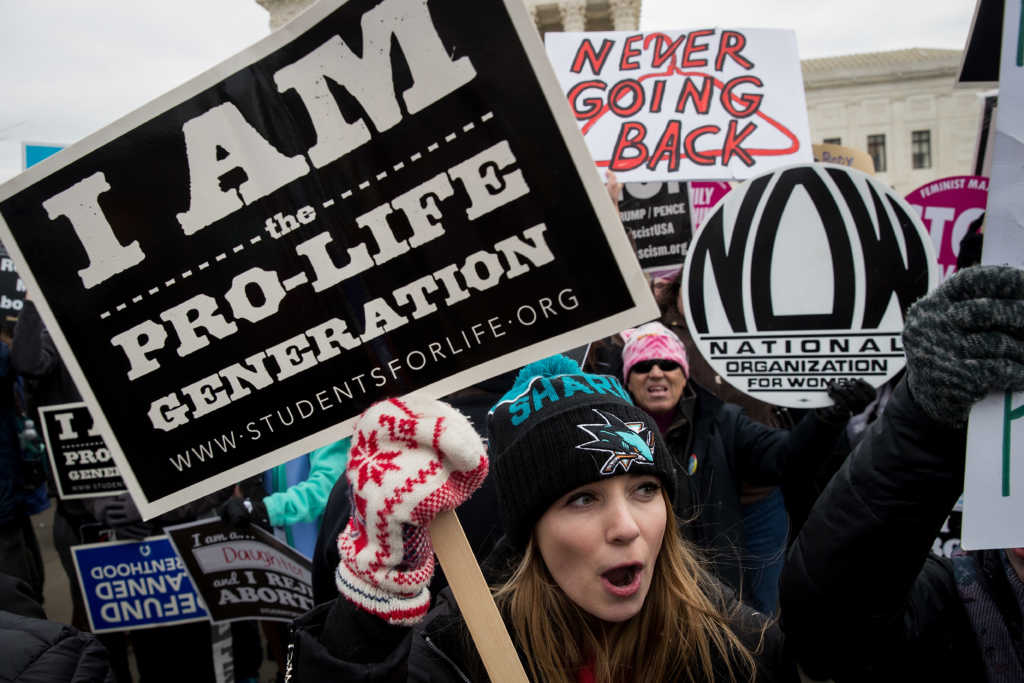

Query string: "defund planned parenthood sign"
[[544, 28, 813, 181], [683, 163, 938, 407], [0, 0, 655, 518], [72, 537, 208, 633]]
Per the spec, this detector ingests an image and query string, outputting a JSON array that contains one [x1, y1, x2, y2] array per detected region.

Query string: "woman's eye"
[[566, 492, 596, 507], [634, 482, 661, 499]]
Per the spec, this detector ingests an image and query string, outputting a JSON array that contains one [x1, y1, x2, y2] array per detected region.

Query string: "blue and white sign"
[[71, 536, 209, 633], [22, 143, 64, 170]]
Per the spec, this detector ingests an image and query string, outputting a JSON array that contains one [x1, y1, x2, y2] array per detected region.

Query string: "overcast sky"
[[641, 0, 976, 56], [0, 0, 977, 183], [0, 0, 270, 182]]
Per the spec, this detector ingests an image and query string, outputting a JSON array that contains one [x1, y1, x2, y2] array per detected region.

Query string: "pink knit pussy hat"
[[620, 322, 689, 382]]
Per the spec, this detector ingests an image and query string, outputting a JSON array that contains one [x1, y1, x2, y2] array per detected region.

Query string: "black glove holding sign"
[[903, 265, 1024, 425], [218, 496, 271, 531], [816, 379, 877, 423]]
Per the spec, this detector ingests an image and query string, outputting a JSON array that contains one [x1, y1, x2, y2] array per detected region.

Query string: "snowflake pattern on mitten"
[[336, 397, 488, 625]]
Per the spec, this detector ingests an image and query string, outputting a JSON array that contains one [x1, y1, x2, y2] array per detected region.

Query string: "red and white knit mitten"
[[336, 396, 489, 625]]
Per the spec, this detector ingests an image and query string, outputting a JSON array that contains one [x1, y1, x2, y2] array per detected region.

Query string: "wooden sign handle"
[[430, 509, 529, 683]]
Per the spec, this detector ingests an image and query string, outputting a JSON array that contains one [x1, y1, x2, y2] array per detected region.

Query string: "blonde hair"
[[492, 494, 760, 683]]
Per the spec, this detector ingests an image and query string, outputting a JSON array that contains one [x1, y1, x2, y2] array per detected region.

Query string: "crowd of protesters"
[[286, 263, 1024, 682], [0, 174, 1022, 683]]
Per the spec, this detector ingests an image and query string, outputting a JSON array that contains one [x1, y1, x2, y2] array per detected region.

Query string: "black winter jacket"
[[780, 380, 1016, 681], [290, 572, 795, 682], [10, 300, 82, 417], [667, 382, 846, 591], [0, 610, 113, 683], [0, 573, 114, 682]]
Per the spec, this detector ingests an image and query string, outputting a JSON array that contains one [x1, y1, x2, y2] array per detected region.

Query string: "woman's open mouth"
[[601, 563, 643, 597]]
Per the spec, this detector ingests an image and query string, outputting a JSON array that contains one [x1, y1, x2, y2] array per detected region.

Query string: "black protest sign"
[[618, 182, 692, 278], [682, 163, 938, 408], [933, 497, 963, 559], [39, 402, 126, 499], [165, 518, 313, 623], [0, 0, 655, 517], [211, 623, 234, 683], [0, 244, 26, 320]]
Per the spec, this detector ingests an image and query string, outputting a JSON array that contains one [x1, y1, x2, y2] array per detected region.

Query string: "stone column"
[[255, 0, 317, 31], [558, 0, 587, 31], [609, 0, 640, 30], [525, 0, 540, 26]]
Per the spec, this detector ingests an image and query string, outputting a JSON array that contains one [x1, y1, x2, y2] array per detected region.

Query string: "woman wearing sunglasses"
[[619, 322, 872, 609]]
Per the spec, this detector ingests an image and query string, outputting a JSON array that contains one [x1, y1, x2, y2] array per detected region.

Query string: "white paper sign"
[[962, 0, 1024, 550], [544, 29, 813, 182], [964, 392, 1024, 550]]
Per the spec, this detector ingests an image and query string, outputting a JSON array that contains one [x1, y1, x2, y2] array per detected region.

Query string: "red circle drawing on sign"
[[578, 32, 802, 168]]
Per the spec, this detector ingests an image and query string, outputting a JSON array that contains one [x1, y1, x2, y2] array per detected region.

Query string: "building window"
[[823, 137, 842, 145], [912, 130, 932, 169], [867, 134, 887, 172]]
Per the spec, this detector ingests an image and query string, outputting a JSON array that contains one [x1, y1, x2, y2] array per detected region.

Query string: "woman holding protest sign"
[[618, 321, 874, 610], [291, 356, 784, 681], [290, 265, 1024, 681], [781, 265, 1024, 682]]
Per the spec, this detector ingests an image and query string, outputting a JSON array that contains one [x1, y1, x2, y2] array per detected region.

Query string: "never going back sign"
[[545, 28, 813, 182], [683, 163, 938, 407], [0, 0, 654, 517]]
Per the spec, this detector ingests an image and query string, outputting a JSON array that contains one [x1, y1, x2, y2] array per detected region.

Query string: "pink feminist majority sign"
[[689, 181, 731, 230], [905, 176, 989, 280]]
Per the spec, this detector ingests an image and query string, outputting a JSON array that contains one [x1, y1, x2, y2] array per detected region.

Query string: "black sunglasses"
[[631, 359, 681, 374]]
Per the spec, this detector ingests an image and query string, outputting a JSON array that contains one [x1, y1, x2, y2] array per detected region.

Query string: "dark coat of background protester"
[[783, 265, 1024, 683], [0, 573, 113, 682]]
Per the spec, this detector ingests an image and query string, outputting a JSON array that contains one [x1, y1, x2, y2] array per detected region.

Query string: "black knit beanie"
[[487, 355, 677, 550]]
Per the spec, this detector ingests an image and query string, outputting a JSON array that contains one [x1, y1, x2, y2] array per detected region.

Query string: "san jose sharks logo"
[[576, 409, 656, 475]]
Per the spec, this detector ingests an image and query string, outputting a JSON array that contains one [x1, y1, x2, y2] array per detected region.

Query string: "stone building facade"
[[802, 48, 987, 194], [255, 0, 641, 32], [524, 0, 641, 33]]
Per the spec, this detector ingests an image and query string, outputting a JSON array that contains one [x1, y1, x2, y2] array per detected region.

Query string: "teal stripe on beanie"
[[487, 354, 678, 550], [492, 354, 614, 407]]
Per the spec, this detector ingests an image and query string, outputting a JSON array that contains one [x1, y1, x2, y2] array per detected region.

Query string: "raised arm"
[[292, 396, 488, 680], [780, 266, 1024, 680], [729, 380, 873, 486]]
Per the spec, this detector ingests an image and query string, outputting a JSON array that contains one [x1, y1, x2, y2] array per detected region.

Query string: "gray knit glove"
[[903, 265, 1024, 425]]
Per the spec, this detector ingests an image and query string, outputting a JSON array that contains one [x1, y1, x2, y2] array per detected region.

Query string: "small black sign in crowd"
[[166, 519, 314, 623], [39, 402, 126, 499]]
